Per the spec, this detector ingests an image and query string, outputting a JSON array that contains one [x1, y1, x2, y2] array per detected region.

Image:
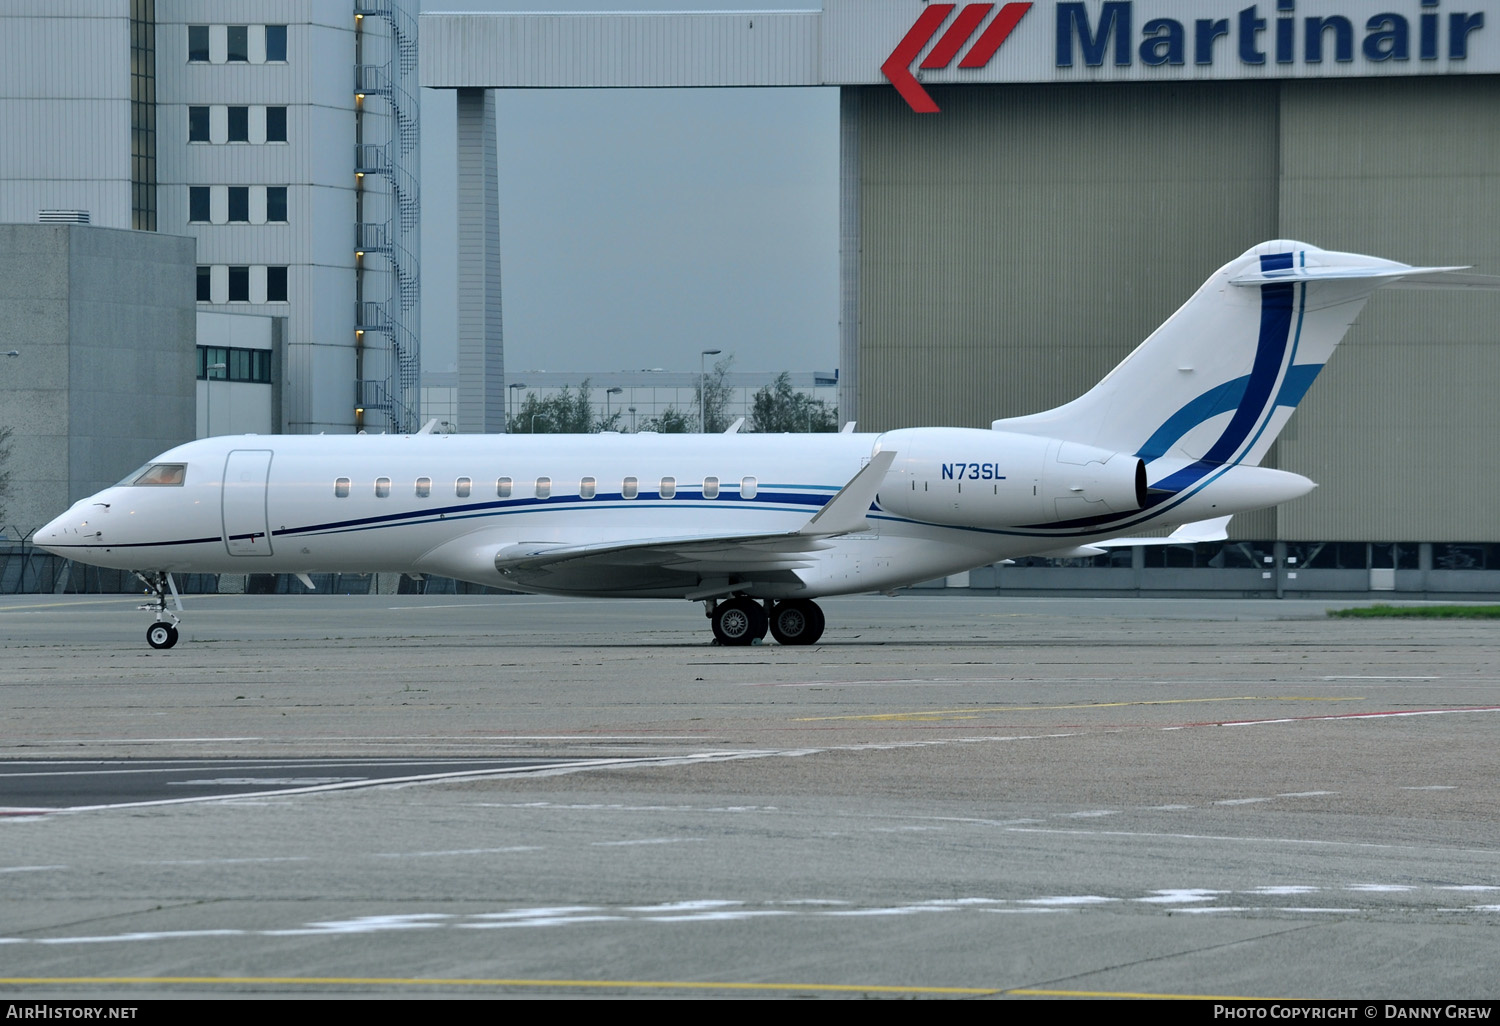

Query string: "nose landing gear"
[[135, 571, 182, 649]]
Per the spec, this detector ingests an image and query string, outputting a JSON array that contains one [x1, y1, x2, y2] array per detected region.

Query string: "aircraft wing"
[[490, 450, 896, 598]]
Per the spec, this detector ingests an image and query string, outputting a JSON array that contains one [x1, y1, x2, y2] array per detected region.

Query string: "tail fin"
[[993, 241, 1494, 478]]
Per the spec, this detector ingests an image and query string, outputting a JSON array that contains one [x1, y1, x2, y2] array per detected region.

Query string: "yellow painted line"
[[1009, 988, 1276, 1000], [0, 977, 1270, 999], [797, 696, 1363, 723], [0, 598, 146, 612]]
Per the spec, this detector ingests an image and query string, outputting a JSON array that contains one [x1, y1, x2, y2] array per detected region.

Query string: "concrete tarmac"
[[1, 593, 1497, 999]]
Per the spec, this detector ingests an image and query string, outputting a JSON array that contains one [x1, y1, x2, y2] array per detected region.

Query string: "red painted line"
[[881, 4, 954, 114], [959, 2, 1033, 67], [921, 3, 992, 69]]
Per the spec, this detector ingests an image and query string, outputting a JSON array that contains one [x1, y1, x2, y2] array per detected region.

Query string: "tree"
[[695, 355, 735, 433], [507, 380, 615, 433], [748, 372, 837, 433], [637, 407, 692, 433]]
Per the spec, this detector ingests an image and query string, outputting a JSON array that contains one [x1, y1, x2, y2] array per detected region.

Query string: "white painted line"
[[1135, 889, 1226, 904], [370, 847, 541, 859], [0, 865, 67, 873]]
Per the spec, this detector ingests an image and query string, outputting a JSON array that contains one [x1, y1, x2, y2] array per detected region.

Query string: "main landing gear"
[[135, 571, 182, 649], [706, 597, 825, 646]]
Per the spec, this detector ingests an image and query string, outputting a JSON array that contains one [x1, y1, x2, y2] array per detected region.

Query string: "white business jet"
[[35, 241, 1498, 649]]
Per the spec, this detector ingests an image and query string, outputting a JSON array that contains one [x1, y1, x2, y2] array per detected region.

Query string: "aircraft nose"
[[34, 499, 106, 555]]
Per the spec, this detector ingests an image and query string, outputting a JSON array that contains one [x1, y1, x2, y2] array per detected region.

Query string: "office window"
[[198, 345, 270, 383], [659, 476, 676, 499], [266, 266, 288, 302], [188, 25, 209, 62], [579, 477, 596, 500], [455, 477, 471, 498], [227, 106, 248, 142], [188, 106, 209, 142], [227, 186, 248, 222], [415, 477, 431, 498], [226, 26, 248, 62], [265, 106, 287, 143], [196, 266, 211, 302], [334, 478, 351, 498], [265, 186, 287, 223], [227, 266, 249, 302], [375, 477, 391, 498], [496, 477, 512, 498], [189, 186, 210, 222], [265, 25, 287, 62], [622, 476, 638, 499], [535, 477, 551, 500]]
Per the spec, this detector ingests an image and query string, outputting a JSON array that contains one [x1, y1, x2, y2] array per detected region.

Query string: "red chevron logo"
[[881, 2, 1033, 113]]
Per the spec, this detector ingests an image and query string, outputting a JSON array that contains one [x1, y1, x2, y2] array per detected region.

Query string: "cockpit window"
[[126, 463, 187, 486]]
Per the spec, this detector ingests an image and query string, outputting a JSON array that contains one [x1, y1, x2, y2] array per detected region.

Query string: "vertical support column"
[[456, 87, 505, 433], [837, 86, 860, 429]]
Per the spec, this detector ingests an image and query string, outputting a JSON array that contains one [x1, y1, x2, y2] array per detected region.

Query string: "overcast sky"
[[418, 2, 839, 377]]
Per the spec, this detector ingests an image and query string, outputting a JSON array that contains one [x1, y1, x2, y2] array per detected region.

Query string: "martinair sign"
[[818, 0, 1496, 112]]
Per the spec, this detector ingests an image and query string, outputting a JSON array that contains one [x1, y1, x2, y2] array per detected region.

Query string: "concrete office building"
[[0, 223, 195, 534], [0, 0, 421, 438]]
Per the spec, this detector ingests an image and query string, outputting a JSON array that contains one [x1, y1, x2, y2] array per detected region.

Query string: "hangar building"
[[422, 1, 1500, 590]]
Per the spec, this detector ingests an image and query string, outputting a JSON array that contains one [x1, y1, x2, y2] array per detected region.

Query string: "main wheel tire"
[[711, 597, 764, 646], [146, 623, 179, 649], [769, 600, 825, 645]]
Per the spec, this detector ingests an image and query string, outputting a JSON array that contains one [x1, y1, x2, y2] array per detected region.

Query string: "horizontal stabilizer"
[[1094, 516, 1233, 548], [1231, 264, 1500, 290]]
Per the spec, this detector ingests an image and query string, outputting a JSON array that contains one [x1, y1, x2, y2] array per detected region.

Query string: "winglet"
[[723, 417, 745, 435], [798, 450, 896, 537]]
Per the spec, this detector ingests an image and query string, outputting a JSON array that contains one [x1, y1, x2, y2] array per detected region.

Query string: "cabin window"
[[415, 476, 432, 498], [497, 476, 512, 498], [127, 464, 187, 487], [703, 476, 719, 499], [334, 477, 351, 498], [456, 477, 471, 498], [622, 476, 638, 499], [659, 476, 676, 499], [375, 477, 391, 498], [579, 476, 596, 499], [535, 477, 551, 499], [741, 476, 757, 499]]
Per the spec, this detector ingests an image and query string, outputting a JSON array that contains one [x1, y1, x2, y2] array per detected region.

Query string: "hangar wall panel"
[[855, 81, 1279, 433], [1273, 77, 1500, 542]]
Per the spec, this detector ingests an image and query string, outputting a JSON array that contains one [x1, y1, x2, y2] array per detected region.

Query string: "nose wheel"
[[146, 622, 179, 649], [135, 571, 183, 649]]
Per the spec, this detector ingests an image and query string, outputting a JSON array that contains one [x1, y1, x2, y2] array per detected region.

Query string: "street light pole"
[[508, 381, 526, 430], [605, 386, 623, 429], [699, 348, 721, 432]]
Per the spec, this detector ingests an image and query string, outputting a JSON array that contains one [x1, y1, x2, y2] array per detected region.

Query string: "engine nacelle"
[[874, 428, 1146, 528]]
